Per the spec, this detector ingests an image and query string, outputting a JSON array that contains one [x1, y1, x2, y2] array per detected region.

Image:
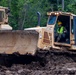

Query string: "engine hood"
[[24, 27, 46, 32]]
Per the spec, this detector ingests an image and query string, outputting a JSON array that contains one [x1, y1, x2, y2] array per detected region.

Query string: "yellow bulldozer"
[[0, 6, 76, 55]]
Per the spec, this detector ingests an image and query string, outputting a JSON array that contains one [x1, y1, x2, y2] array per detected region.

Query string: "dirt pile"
[[0, 51, 76, 75]]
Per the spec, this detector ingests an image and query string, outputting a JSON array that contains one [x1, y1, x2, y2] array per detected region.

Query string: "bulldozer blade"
[[0, 30, 39, 55]]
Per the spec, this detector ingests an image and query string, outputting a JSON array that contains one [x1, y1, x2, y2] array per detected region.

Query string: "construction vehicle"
[[0, 6, 38, 55], [0, 6, 76, 56], [25, 11, 76, 54]]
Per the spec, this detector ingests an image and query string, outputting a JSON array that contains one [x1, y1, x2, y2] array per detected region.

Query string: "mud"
[[0, 51, 76, 75]]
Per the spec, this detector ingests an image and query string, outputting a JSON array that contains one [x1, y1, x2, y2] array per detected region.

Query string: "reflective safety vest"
[[57, 26, 64, 34]]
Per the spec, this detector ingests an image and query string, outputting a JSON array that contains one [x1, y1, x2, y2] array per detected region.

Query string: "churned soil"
[[0, 50, 76, 75]]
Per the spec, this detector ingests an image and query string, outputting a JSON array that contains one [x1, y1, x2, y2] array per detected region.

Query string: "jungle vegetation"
[[0, 0, 76, 29]]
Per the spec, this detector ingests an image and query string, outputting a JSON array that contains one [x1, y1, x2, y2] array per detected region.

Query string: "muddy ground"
[[0, 51, 76, 75]]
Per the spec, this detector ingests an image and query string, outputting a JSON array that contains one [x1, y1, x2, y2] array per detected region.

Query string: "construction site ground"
[[0, 50, 76, 75]]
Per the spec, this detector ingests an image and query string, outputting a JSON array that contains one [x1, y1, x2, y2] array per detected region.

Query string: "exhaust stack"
[[37, 12, 41, 27]]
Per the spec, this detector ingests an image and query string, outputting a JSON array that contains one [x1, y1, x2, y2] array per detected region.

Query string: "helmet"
[[58, 21, 62, 25]]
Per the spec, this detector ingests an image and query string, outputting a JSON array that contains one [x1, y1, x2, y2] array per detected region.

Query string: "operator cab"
[[0, 6, 12, 30], [47, 12, 72, 47], [54, 14, 70, 44]]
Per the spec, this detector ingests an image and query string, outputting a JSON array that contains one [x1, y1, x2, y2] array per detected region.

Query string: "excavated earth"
[[0, 50, 76, 75]]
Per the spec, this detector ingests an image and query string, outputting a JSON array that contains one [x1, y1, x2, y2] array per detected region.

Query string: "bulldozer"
[[0, 6, 76, 56], [25, 11, 76, 54]]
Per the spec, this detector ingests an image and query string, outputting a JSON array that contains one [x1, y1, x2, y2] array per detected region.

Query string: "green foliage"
[[65, 0, 76, 14], [23, 0, 51, 28], [1, 0, 76, 29]]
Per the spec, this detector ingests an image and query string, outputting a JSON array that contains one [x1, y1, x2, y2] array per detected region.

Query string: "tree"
[[1, 0, 76, 29]]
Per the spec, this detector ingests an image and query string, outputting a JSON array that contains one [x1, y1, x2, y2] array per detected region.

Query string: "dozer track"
[[50, 48, 76, 55], [0, 30, 39, 55], [36, 47, 76, 59]]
